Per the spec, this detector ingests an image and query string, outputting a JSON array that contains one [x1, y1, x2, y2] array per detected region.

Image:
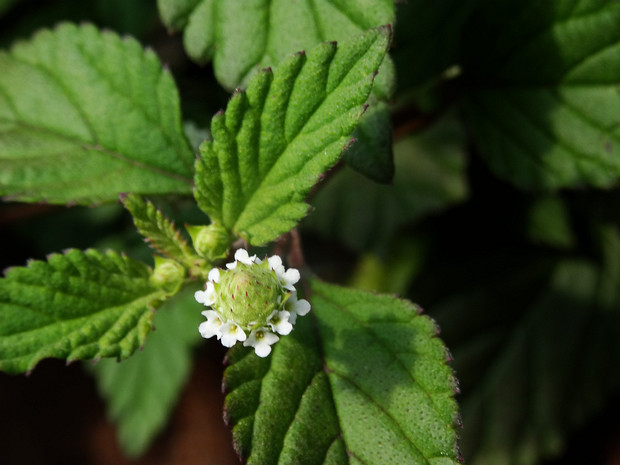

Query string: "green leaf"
[[461, 0, 620, 189], [0, 23, 194, 204], [157, 0, 394, 90], [223, 280, 461, 465], [0, 248, 167, 374], [305, 114, 468, 254], [342, 100, 394, 183], [121, 193, 197, 262], [194, 27, 391, 245], [89, 285, 202, 457]]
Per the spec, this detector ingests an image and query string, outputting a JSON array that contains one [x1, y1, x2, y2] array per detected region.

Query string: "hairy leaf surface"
[[462, 0, 620, 189], [194, 27, 390, 245], [0, 249, 167, 373], [90, 285, 202, 457], [157, 0, 393, 90], [0, 23, 194, 204], [223, 280, 461, 465]]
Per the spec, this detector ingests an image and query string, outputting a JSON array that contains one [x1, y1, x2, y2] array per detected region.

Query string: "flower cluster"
[[195, 248, 311, 357]]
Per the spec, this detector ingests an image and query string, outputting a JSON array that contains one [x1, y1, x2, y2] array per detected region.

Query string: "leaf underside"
[[193, 27, 390, 246], [462, 0, 620, 189], [89, 285, 202, 457], [223, 280, 461, 465], [0, 249, 166, 374], [0, 23, 194, 204]]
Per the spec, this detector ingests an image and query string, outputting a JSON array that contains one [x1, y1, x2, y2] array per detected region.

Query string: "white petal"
[[198, 311, 223, 339], [254, 343, 272, 357], [194, 289, 208, 304], [282, 268, 300, 289], [219, 322, 247, 347], [293, 298, 311, 316], [267, 310, 293, 335], [208, 267, 220, 283], [226, 261, 238, 270], [203, 281, 217, 306], [235, 248, 256, 265], [243, 328, 279, 357], [268, 255, 284, 276]]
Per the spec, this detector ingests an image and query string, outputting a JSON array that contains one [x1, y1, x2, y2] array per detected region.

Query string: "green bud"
[[187, 224, 230, 260], [150, 256, 185, 294], [216, 261, 284, 328]]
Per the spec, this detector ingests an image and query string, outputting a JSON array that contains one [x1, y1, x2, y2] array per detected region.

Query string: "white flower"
[[198, 310, 223, 339], [195, 281, 217, 306], [219, 321, 247, 347], [243, 328, 279, 357], [268, 255, 300, 291], [208, 267, 220, 283], [285, 292, 311, 324], [267, 310, 293, 335], [226, 248, 258, 269]]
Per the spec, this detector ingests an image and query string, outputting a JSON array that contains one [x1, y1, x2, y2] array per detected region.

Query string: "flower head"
[[196, 248, 310, 357]]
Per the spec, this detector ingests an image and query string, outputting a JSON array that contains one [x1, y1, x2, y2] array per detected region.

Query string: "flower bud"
[[187, 224, 230, 260], [150, 256, 185, 294]]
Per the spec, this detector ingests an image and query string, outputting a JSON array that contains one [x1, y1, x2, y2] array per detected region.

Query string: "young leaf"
[[194, 27, 391, 245], [223, 280, 461, 465], [157, 0, 394, 90], [121, 193, 196, 262], [0, 249, 168, 374], [89, 285, 202, 457], [461, 0, 620, 189], [0, 23, 195, 204]]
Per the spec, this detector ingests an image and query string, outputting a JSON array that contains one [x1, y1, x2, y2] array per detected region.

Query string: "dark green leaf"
[[223, 280, 461, 465], [462, 0, 620, 189], [0, 249, 167, 374], [0, 23, 194, 204], [194, 27, 391, 245], [305, 114, 468, 254], [89, 285, 202, 457]]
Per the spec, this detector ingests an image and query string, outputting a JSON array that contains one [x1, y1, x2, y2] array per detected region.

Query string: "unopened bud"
[[187, 224, 230, 260]]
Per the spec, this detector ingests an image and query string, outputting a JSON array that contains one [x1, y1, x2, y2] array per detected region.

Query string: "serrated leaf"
[[121, 193, 196, 262], [157, 0, 394, 91], [223, 280, 461, 465], [0, 249, 167, 374], [0, 23, 194, 204], [305, 114, 468, 254], [425, 228, 620, 465], [461, 0, 620, 189], [89, 285, 202, 457], [194, 27, 391, 245]]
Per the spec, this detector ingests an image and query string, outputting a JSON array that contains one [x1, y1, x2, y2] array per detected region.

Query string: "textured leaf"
[[223, 279, 461, 465], [0, 249, 167, 374], [305, 114, 468, 254], [157, 0, 394, 91], [194, 27, 391, 245], [0, 23, 194, 204], [424, 226, 620, 465], [89, 285, 202, 457], [121, 193, 196, 262], [462, 0, 620, 189]]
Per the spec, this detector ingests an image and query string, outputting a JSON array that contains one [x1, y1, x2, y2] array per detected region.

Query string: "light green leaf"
[[89, 285, 202, 457], [121, 193, 197, 262], [0, 249, 167, 374], [305, 114, 468, 254], [157, 0, 394, 91], [223, 280, 461, 465], [462, 0, 620, 189], [0, 23, 194, 204], [194, 27, 391, 245]]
